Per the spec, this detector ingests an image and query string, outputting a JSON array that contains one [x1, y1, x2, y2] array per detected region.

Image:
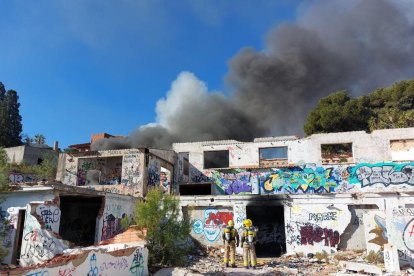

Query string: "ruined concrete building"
[[1, 127, 414, 274]]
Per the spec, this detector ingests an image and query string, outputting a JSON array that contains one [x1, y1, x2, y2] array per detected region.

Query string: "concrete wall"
[[59, 148, 175, 196], [10, 244, 149, 276], [96, 193, 136, 242], [179, 192, 414, 267], [4, 145, 57, 166], [185, 206, 234, 246], [0, 189, 56, 264], [20, 203, 69, 266], [173, 127, 414, 175]]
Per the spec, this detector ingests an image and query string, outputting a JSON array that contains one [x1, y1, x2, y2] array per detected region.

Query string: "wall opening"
[[321, 143, 353, 164], [259, 147, 288, 167], [203, 150, 229, 169], [12, 209, 26, 265], [59, 195, 103, 246], [390, 139, 414, 161], [180, 184, 211, 195], [338, 204, 378, 251], [246, 205, 285, 257], [77, 157, 123, 186], [160, 167, 171, 194]]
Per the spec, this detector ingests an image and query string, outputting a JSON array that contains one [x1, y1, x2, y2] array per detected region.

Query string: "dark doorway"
[[13, 209, 26, 265], [59, 196, 103, 246], [246, 205, 286, 257]]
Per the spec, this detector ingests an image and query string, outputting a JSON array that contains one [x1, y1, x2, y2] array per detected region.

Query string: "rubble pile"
[[154, 249, 414, 275]]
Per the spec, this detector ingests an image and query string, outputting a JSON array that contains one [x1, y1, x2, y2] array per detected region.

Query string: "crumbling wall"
[[97, 194, 136, 242], [20, 202, 69, 267], [0, 191, 55, 264], [18, 245, 148, 276], [61, 149, 146, 196]]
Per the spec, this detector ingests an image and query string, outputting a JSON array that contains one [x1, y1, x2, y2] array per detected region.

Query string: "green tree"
[[0, 148, 9, 191], [0, 83, 23, 147], [33, 134, 46, 145], [133, 187, 191, 267], [304, 91, 372, 135], [22, 134, 32, 145], [35, 152, 58, 181]]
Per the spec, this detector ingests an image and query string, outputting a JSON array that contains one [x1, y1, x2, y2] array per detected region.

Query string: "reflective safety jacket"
[[222, 226, 239, 242], [241, 227, 257, 244]]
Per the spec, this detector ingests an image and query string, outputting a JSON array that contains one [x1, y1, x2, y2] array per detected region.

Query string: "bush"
[[365, 250, 384, 264], [133, 187, 192, 267], [315, 251, 328, 261]]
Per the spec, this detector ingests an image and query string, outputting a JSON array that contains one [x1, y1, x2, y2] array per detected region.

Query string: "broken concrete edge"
[[0, 242, 147, 276], [340, 260, 384, 275]]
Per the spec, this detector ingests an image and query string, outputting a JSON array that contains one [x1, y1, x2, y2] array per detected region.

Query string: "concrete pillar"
[[384, 243, 400, 274]]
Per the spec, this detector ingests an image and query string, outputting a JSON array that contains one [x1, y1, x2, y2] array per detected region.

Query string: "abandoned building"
[[1, 127, 414, 274], [172, 127, 414, 268], [4, 142, 59, 166], [0, 183, 147, 275]]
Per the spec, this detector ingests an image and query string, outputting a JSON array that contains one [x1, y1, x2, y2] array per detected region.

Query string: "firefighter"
[[222, 220, 239, 267], [240, 219, 257, 269]]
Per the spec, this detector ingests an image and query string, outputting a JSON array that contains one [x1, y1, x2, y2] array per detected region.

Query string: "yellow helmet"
[[243, 219, 252, 227], [227, 220, 234, 227]]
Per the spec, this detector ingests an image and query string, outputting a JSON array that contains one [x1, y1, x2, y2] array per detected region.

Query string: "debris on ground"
[[153, 249, 414, 275]]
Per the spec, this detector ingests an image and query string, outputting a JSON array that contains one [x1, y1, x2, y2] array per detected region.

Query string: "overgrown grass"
[[315, 251, 328, 261], [365, 250, 384, 264]]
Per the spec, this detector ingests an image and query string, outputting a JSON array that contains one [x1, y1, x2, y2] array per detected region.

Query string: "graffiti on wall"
[[350, 162, 414, 187], [192, 208, 233, 242], [9, 173, 40, 184], [130, 247, 145, 276], [203, 162, 414, 195], [101, 202, 129, 241], [121, 154, 142, 186], [260, 166, 347, 194], [285, 204, 350, 253], [23, 246, 148, 276], [300, 225, 340, 247], [211, 170, 254, 195], [148, 159, 160, 187], [0, 207, 14, 248], [21, 230, 57, 261], [36, 204, 61, 233]]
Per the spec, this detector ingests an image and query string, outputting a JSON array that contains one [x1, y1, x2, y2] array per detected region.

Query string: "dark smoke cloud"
[[92, 0, 414, 150]]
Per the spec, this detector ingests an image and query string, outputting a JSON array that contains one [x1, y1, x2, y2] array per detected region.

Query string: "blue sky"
[[0, 1, 303, 148]]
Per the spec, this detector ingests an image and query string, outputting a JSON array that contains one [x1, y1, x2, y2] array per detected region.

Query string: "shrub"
[[365, 250, 384, 264], [133, 187, 192, 267]]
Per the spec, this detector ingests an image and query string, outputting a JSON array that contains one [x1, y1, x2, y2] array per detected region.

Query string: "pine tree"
[[0, 83, 7, 147], [0, 83, 23, 147], [5, 90, 23, 147]]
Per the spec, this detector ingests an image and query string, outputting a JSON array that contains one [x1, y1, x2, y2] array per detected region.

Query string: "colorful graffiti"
[[9, 173, 40, 183], [23, 247, 148, 276], [205, 162, 414, 195], [192, 208, 233, 242], [129, 248, 145, 276], [350, 162, 414, 187], [260, 167, 345, 194], [211, 170, 253, 195]]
